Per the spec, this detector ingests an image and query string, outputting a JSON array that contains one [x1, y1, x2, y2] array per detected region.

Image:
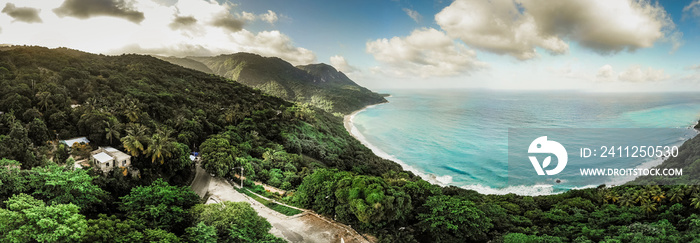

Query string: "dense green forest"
[[2, 46, 700, 242], [0, 46, 397, 242], [160, 53, 387, 115]]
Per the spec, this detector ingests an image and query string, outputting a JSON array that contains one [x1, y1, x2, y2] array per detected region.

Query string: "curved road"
[[205, 176, 371, 243], [190, 162, 211, 198]]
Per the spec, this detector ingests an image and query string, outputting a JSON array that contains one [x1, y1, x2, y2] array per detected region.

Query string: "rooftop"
[[93, 152, 112, 163], [103, 147, 131, 161], [60, 137, 90, 148]]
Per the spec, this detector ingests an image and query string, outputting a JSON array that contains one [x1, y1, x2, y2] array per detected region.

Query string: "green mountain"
[[296, 63, 356, 85], [166, 53, 386, 114], [154, 56, 213, 74], [0, 46, 400, 178]]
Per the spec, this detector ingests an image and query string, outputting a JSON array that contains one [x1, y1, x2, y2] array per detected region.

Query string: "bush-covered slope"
[[630, 129, 700, 186], [0, 46, 401, 180], [0, 45, 402, 242]]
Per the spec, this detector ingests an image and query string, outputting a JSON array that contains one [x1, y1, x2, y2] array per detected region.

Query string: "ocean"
[[347, 90, 700, 195]]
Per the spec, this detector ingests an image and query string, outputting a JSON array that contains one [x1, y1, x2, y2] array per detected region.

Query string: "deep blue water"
[[349, 90, 700, 195]]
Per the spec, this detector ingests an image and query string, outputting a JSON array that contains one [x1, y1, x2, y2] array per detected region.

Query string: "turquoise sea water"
[[349, 90, 700, 195]]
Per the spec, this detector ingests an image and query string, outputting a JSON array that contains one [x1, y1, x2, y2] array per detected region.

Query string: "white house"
[[60, 137, 90, 148], [90, 147, 131, 174]]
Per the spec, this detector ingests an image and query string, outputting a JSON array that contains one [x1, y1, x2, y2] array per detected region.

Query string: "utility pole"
[[233, 166, 245, 188]]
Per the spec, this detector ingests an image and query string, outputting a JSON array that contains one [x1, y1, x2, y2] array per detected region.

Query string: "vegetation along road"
[[205, 176, 371, 243]]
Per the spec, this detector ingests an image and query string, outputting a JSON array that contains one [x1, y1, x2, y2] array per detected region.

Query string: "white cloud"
[[618, 65, 669, 82], [596, 64, 616, 82], [239, 10, 277, 24], [116, 29, 315, 65], [259, 10, 278, 24], [0, 0, 313, 65], [402, 8, 421, 23], [240, 11, 256, 21], [329, 55, 357, 73], [366, 28, 486, 78], [435, 0, 678, 60], [684, 0, 700, 19], [595, 64, 668, 82]]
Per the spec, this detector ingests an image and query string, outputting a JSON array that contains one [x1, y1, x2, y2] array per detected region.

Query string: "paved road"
[[206, 177, 371, 243], [190, 163, 211, 198]]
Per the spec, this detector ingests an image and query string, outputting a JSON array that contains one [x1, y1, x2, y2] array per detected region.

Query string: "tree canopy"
[[119, 178, 200, 233], [0, 194, 87, 242], [190, 201, 284, 242]]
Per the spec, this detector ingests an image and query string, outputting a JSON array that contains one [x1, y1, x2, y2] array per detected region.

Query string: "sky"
[[1, 0, 700, 92]]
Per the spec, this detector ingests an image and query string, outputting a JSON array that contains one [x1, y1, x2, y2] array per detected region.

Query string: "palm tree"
[[649, 186, 666, 203], [121, 124, 149, 157], [618, 195, 634, 207], [691, 193, 700, 209], [599, 189, 618, 204], [120, 98, 140, 122], [604, 190, 620, 204], [633, 190, 649, 205], [104, 118, 121, 145], [640, 201, 657, 216], [146, 128, 175, 164], [686, 185, 700, 196], [668, 188, 684, 203], [36, 92, 52, 112]]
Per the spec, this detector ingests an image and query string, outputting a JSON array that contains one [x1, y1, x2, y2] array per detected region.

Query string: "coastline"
[[343, 105, 372, 137], [343, 101, 454, 187], [343, 100, 700, 195], [343, 103, 575, 195]]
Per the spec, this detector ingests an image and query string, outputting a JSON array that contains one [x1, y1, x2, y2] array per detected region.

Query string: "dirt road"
[[189, 162, 211, 198], [206, 177, 371, 243]]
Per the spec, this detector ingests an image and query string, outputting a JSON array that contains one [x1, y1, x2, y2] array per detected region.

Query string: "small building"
[[60, 137, 90, 148], [90, 147, 131, 174]]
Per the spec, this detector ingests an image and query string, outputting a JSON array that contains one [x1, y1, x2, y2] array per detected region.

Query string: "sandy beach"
[[343, 102, 455, 187], [343, 105, 373, 136]]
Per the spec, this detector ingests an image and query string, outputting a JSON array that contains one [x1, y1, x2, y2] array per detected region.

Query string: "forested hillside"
[[631, 129, 700, 186], [2, 46, 700, 242], [155, 56, 214, 74], [166, 53, 387, 114], [0, 46, 398, 242]]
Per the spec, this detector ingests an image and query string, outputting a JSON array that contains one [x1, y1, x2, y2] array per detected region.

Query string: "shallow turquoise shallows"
[[349, 90, 700, 195]]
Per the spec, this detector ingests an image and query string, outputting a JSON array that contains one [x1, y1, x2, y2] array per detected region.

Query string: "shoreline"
[[343, 101, 700, 196], [343, 101, 454, 187], [343, 103, 603, 195]]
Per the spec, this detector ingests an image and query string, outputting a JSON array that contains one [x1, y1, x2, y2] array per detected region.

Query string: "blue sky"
[[1, 0, 700, 91], [237, 0, 450, 61]]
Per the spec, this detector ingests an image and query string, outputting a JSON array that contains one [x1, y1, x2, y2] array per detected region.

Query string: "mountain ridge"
[[161, 52, 386, 114]]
